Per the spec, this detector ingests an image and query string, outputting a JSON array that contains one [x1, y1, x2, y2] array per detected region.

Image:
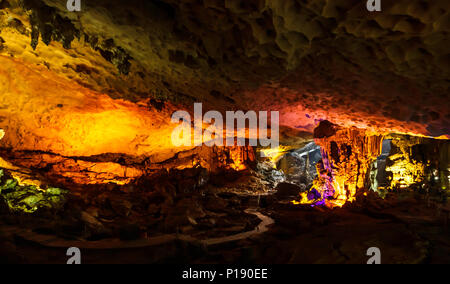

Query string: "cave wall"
[[386, 134, 450, 192]]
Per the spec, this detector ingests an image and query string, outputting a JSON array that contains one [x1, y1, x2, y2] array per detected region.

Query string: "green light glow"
[[0, 169, 68, 213]]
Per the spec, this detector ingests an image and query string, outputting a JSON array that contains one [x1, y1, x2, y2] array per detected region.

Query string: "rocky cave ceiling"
[[0, 0, 448, 153]]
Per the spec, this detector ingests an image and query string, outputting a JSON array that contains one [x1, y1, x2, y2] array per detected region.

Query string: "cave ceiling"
[[0, 0, 448, 142]]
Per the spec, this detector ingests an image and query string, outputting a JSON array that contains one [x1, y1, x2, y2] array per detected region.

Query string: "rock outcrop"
[[386, 134, 450, 193]]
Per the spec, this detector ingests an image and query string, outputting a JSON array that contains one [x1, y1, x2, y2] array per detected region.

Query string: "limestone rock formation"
[[386, 134, 450, 193], [304, 121, 384, 207]]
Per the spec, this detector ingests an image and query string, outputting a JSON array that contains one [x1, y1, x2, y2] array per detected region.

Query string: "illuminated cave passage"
[[287, 122, 450, 208], [0, 0, 449, 264]]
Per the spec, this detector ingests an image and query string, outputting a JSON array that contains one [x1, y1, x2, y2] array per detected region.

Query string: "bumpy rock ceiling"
[[0, 0, 449, 151]]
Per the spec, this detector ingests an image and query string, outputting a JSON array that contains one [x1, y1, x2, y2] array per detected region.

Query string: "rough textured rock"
[[0, 0, 447, 140], [276, 143, 320, 186], [385, 134, 450, 193], [0, 144, 256, 188]]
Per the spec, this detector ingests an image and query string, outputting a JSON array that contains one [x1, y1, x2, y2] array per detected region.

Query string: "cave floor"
[[0, 188, 449, 264]]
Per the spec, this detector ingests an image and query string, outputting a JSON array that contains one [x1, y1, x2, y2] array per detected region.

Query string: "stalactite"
[[297, 121, 384, 208]]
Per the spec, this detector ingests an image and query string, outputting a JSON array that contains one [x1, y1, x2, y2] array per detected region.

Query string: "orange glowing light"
[[0, 56, 194, 160], [228, 147, 248, 171], [0, 157, 43, 190]]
